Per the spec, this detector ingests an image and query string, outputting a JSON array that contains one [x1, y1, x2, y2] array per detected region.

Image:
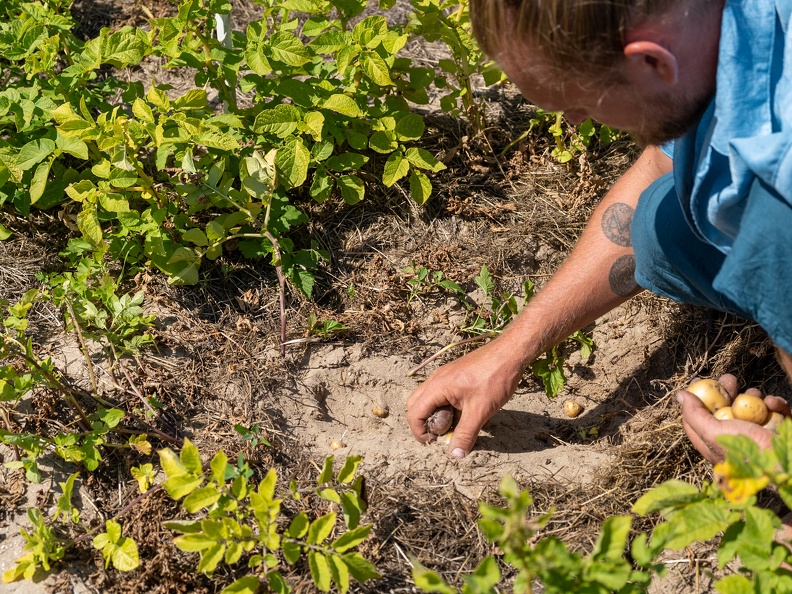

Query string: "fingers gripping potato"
[[426, 405, 454, 436]]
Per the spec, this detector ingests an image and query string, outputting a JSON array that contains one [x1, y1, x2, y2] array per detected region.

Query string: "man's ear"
[[624, 41, 679, 86]]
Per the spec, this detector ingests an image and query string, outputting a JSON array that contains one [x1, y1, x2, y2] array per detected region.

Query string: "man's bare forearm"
[[497, 145, 673, 371]]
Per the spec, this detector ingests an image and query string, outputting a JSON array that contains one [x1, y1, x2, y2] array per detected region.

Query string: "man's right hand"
[[406, 336, 525, 459], [405, 146, 671, 460]]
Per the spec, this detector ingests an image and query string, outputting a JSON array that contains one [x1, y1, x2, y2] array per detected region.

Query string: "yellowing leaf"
[[328, 554, 351, 594], [253, 104, 302, 138], [163, 473, 204, 500], [29, 160, 50, 205], [210, 450, 228, 485], [405, 147, 445, 172], [180, 438, 203, 474], [158, 447, 188, 477], [308, 512, 337, 545], [183, 485, 222, 513], [258, 468, 277, 502], [308, 551, 332, 592], [275, 137, 310, 189], [269, 32, 311, 66], [147, 86, 171, 111], [409, 170, 432, 204], [714, 461, 769, 504], [132, 98, 155, 123], [331, 525, 371, 553], [197, 543, 226, 575], [221, 576, 261, 594], [323, 95, 361, 118], [111, 537, 140, 572], [173, 533, 218, 552], [77, 205, 103, 246], [361, 51, 393, 86]]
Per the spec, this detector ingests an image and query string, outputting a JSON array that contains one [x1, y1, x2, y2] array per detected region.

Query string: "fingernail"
[[450, 448, 466, 459], [676, 392, 684, 405]]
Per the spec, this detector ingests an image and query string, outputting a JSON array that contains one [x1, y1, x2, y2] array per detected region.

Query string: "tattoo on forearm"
[[609, 254, 638, 296], [601, 203, 634, 247]]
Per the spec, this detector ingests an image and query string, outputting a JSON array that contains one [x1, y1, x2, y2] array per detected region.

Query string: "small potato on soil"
[[427, 405, 454, 436], [731, 393, 769, 425], [330, 439, 345, 450], [563, 400, 583, 418], [686, 378, 731, 413], [372, 403, 390, 418]]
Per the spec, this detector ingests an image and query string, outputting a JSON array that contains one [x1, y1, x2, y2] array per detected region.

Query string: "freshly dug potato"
[[714, 407, 734, 421], [763, 411, 785, 432], [330, 439, 345, 450], [731, 393, 769, 424], [427, 405, 454, 436], [563, 400, 583, 418], [686, 379, 731, 412], [372, 403, 390, 419]]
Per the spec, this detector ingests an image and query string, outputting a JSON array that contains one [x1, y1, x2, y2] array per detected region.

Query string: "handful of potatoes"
[[687, 378, 784, 431]]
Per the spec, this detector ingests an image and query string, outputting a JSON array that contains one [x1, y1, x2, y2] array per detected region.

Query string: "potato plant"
[[413, 419, 792, 593], [4, 440, 378, 594], [0, 0, 463, 296]]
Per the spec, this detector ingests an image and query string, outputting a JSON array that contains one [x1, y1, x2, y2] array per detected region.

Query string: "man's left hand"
[[679, 373, 791, 464]]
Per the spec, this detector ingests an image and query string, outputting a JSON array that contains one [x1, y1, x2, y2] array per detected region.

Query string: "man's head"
[[471, 0, 722, 146]]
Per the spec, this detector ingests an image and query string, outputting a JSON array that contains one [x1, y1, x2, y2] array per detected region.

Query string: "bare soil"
[[2, 1, 791, 593]]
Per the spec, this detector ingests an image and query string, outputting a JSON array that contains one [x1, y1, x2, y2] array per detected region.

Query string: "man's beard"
[[627, 88, 713, 147]]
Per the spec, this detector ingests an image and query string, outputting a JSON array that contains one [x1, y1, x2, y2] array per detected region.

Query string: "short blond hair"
[[470, 0, 685, 76]]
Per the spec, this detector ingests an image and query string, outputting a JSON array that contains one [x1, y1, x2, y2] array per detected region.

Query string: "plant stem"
[[70, 483, 164, 545], [264, 231, 287, 358], [63, 299, 99, 398]]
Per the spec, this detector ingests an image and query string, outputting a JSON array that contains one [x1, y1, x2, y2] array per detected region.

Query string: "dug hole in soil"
[[3, 1, 792, 592]]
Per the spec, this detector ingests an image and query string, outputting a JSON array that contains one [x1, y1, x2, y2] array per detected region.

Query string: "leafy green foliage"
[[306, 312, 348, 338], [160, 443, 378, 593], [0, 0, 477, 295], [93, 520, 140, 572], [403, 264, 465, 303], [404, 0, 505, 134], [461, 265, 594, 397], [413, 475, 663, 593], [1, 285, 153, 482], [502, 109, 619, 164], [4, 440, 378, 592], [413, 422, 792, 593]]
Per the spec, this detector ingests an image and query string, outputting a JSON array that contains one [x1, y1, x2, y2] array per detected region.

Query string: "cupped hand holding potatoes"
[[679, 374, 792, 464], [406, 336, 525, 459]]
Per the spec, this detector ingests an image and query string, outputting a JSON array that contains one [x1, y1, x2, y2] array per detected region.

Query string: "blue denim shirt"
[[674, 0, 792, 252]]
